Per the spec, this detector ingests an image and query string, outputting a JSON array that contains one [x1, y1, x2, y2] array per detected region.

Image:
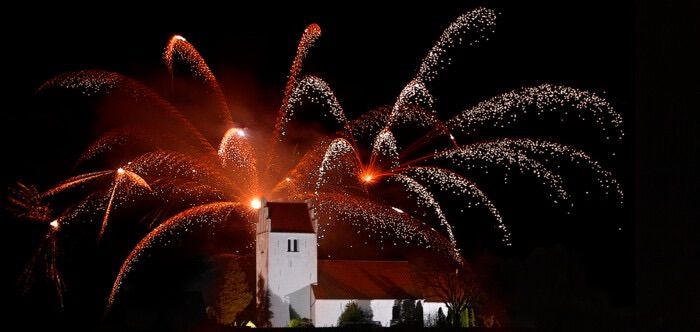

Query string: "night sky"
[[2, 0, 687, 330]]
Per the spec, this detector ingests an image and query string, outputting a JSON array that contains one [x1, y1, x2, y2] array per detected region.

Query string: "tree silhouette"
[[436, 307, 447, 327], [400, 299, 415, 325], [391, 300, 401, 325], [415, 300, 424, 327], [255, 274, 272, 327], [338, 301, 372, 325], [420, 267, 480, 327], [205, 257, 252, 325]]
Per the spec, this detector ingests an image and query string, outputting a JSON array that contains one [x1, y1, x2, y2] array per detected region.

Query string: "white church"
[[255, 200, 448, 327]]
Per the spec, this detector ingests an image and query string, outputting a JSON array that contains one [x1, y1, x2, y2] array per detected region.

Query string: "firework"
[[278, 75, 351, 138], [417, 7, 498, 83], [164, 35, 233, 127], [39, 70, 217, 156], [447, 84, 624, 141], [267, 24, 323, 176], [274, 24, 323, 140], [98, 168, 151, 239], [19, 229, 64, 309], [8, 183, 52, 222], [14, 7, 622, 318]]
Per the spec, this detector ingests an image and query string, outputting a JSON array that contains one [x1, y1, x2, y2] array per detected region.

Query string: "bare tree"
[[421, 267, 480, 327]]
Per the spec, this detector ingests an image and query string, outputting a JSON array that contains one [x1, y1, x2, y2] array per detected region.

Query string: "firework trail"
[[386, 174, 455, 247], [124, 151, 239, 203], [76, 129, 146, 168], [348, 107, 390, 141], [218, 127, 259, 195], [41, 171, 114, 198], [315, 193, 461, 262], [416, 8, 498, 83], [400, 167, 511, 244], [269, 140, 332, 198], [267, 24, 322, 177], [370, 129, 400, 170], [106, 202, 249, 312], [315, 138, 361, 195], [98, 168, 151, 240], [281, 76, 353, 136], [39, 70, 217, 156], [8, 183, 52, 222], [447, 84, 624, 141], [164, 35, 234, 130], [464, 139, 623, 202], [19, 223, 64, 309], [389, 80, 435, 121], [274, 23, 322, 139], [371, 8, 497, 159], [432, 144, 571, 206]]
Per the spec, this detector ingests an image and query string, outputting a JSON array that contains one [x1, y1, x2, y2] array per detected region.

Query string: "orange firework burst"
[[12, 7, 624, 318]]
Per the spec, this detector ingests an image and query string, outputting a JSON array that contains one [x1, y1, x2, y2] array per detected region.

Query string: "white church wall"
[[312, 299, 396, 327], [310, 289, 317, 323], [266, 232, 316, 327], [369, 300, 395, 326], [313, 299, 349, 327], [267, 232, 317, 295], [288, 285, 312, 319], [269, 290, 289, 327], [313, 300, 447, 327]]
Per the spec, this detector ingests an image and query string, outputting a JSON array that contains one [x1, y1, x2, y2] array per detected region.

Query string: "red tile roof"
[[313, 260, 421, 300], [267, 201, 315, 233]]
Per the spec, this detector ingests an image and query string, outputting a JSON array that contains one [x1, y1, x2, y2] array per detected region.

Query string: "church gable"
[[266, 202, 315, 233]]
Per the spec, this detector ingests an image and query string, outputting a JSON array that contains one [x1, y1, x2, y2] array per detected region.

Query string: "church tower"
[[256, 199, 318, 327]]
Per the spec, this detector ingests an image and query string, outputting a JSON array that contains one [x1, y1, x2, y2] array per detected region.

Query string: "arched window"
[[287, 238, 298, 252]]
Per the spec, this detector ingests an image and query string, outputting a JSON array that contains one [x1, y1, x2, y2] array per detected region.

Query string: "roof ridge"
[[318, 260, 410, 263]]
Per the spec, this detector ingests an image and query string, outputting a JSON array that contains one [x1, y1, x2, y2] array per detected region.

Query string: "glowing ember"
[[116, 167, 125, 175], [391, 207, 404, 214], [49, 220, 59, 229], [250, 198, 262, 210]]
